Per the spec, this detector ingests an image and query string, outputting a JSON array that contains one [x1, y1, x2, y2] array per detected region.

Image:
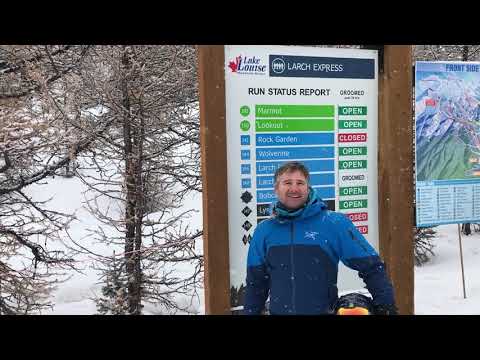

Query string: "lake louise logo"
[[228, 55, 266, 75]]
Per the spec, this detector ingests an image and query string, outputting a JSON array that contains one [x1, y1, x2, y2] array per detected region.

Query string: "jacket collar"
[[271, 187, 327, 222]]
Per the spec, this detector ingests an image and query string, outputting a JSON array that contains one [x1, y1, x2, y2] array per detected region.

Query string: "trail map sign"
[[415, 61, 480, 227], [224, 45, 379, 308]]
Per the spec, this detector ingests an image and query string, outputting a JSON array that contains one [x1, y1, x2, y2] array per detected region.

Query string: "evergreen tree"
[[95, 252, 129, 315]]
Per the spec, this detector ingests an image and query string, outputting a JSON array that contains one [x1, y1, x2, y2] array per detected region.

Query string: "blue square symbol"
[[241, 135, 250, 146], [241, 164, 251, 174], [241, 178, 251, 188], [241, 150, 250, 160]]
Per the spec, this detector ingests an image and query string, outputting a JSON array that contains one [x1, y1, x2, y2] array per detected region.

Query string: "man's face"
[[274, 170, 309, 210]]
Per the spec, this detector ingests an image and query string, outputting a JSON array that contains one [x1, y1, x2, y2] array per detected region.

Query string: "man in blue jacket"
[[244, 161, 397, 315]]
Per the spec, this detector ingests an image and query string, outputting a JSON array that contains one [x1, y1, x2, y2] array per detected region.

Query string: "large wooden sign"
[[198, 45, 413, 315]]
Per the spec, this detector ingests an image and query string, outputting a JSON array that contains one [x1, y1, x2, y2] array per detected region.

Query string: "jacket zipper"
[[290, 222, 296, 314]]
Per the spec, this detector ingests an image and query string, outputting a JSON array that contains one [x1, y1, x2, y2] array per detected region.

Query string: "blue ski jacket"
[[244, 189, 395, 315]]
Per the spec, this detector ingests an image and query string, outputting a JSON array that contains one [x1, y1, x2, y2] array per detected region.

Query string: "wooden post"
[[457, 224, 467, 298], [378, 45, 414, 315], [197, 46, 231, 314]]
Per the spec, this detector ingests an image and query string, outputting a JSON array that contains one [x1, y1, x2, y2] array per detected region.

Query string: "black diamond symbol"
[[242, 220, 252, 231], [240, 191, 253, 204], [242, 206, 252, 217], [242, 234, 252, 245]]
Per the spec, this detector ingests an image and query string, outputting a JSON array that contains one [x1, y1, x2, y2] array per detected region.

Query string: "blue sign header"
[[269, 55, 375, 79]]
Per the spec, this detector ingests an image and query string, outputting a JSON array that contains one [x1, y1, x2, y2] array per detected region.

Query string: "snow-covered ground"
[[415, 224, 480, 314], [22, 172, 480, 314], [25, 171, 204, 315]]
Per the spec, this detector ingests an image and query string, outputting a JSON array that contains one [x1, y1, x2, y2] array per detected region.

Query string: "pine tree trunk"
[[462, 45, 470, 61], [132, 103, 145, 314], [121, 47, 141, 315]]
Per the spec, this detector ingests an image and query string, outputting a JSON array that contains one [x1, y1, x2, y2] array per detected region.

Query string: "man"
[[244, 161, 397, 315]]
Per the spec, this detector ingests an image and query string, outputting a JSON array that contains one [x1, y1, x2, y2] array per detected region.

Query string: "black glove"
[[373, 304, 398, 315]]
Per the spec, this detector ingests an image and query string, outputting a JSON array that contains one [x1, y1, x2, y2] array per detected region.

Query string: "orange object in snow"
[[337, 306, 370, 315], [334, 292, 373, 315]]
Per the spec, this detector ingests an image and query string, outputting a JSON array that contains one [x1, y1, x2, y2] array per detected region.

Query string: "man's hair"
[[274, 161, 310, 185]]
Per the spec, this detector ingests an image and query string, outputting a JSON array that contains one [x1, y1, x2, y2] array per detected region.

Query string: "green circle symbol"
[[240, 120, 251, 131], [240, 106, 250, 117]]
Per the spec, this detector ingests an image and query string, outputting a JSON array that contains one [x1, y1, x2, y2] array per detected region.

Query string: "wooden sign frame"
[[198, 45, 414, 315]]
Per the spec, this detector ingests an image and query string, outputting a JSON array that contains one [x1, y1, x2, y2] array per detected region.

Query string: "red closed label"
[[338, 133, 367, 142], [347, 212, 368, 222]]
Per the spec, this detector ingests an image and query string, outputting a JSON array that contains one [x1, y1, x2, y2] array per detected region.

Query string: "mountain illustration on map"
[[416, 71, 480, 181]]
